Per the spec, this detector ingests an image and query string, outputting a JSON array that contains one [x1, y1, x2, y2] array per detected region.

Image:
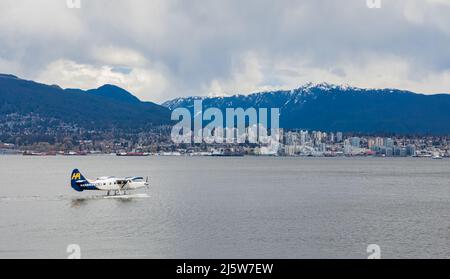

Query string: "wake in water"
[[0, 195, 67, 202], [103, 193, 149, 199], [0, 193, 150, 203], [70, 193, 150, 207]]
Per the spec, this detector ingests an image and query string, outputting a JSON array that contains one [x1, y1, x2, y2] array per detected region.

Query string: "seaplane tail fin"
[[71, 169, 87, 192]]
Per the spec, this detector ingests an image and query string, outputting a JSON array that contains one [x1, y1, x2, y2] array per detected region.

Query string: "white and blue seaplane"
[[70, 169, 149, 197]]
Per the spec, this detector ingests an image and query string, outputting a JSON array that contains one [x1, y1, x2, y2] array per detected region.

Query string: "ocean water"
[[0, 155, 449, 259]]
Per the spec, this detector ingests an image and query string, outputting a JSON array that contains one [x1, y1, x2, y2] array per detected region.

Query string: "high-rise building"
[[406, 144, 416, 156], [300, 130, 308, 145], [368, 138, 375, 148], [318, 143, 326, 152], [385, 138, 394, 148], [285, 132, 298, 146], [336, 132, 343, 142], [375, 137, 384, 147], [393, 147, 401, 156], [400, 147, 407, 157], [344, 139, 352, 155], [385, 147, 394, 157], [350, 137, 361, 148], [329, 132, 335, 143], [313, 131, 322, 142]]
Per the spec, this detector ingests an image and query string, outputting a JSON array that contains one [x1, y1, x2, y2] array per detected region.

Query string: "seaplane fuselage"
[[71, 169, 149, 195]]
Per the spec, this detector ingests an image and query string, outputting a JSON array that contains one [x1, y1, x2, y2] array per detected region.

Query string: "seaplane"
[[70, 169, 149, 196]]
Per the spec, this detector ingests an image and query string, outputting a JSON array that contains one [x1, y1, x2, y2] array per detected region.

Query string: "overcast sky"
[[0, 0, 450, 102]]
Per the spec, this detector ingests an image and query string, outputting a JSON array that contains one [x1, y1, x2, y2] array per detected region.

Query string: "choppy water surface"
[[0, 156, 449, 258]]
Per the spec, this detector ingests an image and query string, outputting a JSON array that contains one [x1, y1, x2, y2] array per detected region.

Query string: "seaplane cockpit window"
[[132, 177, 144, 182]]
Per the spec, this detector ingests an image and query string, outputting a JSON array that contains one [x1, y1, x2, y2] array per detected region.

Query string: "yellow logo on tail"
[[72, 173, 81, 180]]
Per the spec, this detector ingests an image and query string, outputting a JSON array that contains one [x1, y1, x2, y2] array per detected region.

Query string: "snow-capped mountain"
[[162, 83, 450, 134]]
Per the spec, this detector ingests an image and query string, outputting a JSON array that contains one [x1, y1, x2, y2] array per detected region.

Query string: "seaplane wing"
[[70, 169, 149, 195]]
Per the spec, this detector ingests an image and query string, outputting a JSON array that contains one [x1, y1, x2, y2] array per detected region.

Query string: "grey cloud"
[[0, 0, 450, 102]]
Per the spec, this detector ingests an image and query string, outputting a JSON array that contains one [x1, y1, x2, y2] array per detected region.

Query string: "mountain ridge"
[[162, 82, 419, 109], [162, 83, 450, 135], [3, 73, 450, 135], [0, 74, 171, 130]]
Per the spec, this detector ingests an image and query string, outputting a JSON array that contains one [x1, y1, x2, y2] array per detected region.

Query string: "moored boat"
[[116, 152, 150, 156]]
